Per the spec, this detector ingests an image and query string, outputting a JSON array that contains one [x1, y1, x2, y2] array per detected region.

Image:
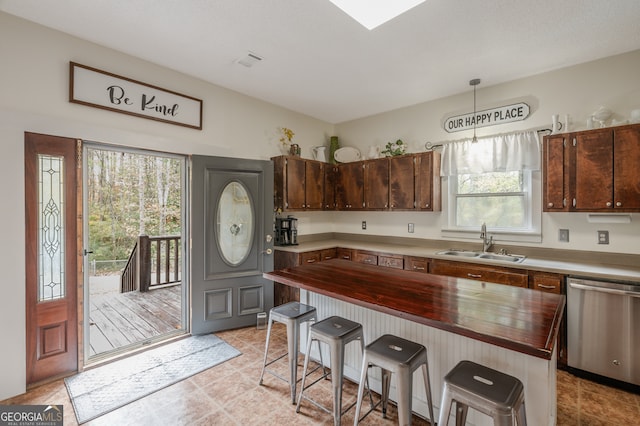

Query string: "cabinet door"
[[416, 152, 441, 211], [530, 272, 563, 294], [285, 156, 307, 210], [299, 250, 322, 265], [389, 155, 415, 210], [543, 135, 569, 211], [324, 165, 337, 210], [305, 160, 324, 210], [337, 247, 352, 260], [336, 162, 364, 210], [431, 259, 528, 287], [613, 126, 640, 210], [320, 248, 338, 261], [273, 250, 300, 305], [354, 250, 378, 265], [378, 254, 404, 269], [573, 129, 613, 210], [404, 256, 429, 273], [364, 158, 389, 209]]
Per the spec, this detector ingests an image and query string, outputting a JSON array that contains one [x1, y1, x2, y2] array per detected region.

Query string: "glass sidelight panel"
[[38, 154, 65, 301], [216, 181, 254, 266]]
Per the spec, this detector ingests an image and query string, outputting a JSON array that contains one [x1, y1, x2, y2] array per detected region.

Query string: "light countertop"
[[275, 238, 640, 283]]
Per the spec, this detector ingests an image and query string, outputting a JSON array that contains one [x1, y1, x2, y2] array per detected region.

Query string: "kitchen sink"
[[437, 250, 479, 257], [436, 249, 526, 263], [477, 253, 526, 263]]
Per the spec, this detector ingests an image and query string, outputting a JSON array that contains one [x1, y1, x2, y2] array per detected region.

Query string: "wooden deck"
[[89, 279, 183, 357]]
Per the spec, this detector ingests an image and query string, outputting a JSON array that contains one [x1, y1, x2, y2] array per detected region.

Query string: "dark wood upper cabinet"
[[273, 155, 304, 211], [364, 157, 390, 210], [324, 165, 337, 210], [612, 126, 640, 210], [415, 151, 441, 211], [336, 162, 365, 210], [543, 123, 640, 212], [389, 155, 415, 210], [304, 160, 324, 210], [274, 152, 442, 212], [542, 134, 569, 211], [573, 129, 614, 211], [272, 155, 324, 211]]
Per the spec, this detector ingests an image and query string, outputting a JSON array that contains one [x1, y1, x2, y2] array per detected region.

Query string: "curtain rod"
[[425, 126, 550, 150]]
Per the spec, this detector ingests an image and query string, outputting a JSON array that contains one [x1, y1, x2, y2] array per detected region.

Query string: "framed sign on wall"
[[69, 62, 203, 130]]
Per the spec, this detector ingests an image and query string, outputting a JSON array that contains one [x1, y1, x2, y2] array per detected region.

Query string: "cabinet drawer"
[[379, 255, 404, 269], [299, 251, 321, 265], [404, 256, 429, 273], [354, 252, 378, 265], [431, 260, 528, 288], [320, 248, 338, 261], [530, 272, 563, 294], [336, 247, 353, 261]]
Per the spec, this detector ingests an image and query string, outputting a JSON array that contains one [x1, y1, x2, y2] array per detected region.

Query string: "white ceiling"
[[2, 0, 640, 124]]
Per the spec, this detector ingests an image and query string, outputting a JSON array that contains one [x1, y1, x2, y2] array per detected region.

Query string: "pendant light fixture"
[[470, 78, 481, 143]]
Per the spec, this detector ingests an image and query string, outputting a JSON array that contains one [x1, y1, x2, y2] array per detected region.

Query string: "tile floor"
[[2, 323, 639, 425]]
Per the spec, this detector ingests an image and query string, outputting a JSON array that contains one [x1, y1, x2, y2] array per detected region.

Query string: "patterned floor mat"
[[65, 334, 240, 424]]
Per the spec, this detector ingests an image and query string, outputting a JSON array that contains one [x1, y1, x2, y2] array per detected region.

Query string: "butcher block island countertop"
[[264, 258, 565, 360]]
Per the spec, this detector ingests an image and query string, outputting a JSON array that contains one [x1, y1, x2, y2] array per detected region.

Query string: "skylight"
[[329, 0, 426, 30]]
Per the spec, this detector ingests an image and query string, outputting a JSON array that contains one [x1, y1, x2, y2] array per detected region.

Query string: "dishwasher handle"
[[569, 281, 640, 298]]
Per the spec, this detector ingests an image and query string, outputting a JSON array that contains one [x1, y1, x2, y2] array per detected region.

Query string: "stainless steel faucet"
[[480, 222, 493, 252]]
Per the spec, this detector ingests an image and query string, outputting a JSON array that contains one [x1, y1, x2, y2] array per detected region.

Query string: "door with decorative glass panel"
[[24, 133, 79, 386], [191, 156, 274, 334]]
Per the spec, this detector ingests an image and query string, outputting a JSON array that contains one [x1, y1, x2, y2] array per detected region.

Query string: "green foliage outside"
[[87, 149, 182, 274], [456, 171, 526, 229]]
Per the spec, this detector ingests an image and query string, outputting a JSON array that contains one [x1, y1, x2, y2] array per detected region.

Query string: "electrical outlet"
[[597, 230, 609, 244], [361, 221, 366, 230], [408, 223, 414, 233], [559, 229, 569, 242]]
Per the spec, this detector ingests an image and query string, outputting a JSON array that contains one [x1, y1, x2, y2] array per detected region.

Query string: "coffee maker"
[[275, 216, 298, 246]]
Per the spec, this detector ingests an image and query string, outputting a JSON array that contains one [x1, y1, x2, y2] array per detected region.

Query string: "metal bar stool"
[[296, 315, 373, 426], [353, 334, 435, 426], [259, 301, 320, 404], [438, 360, 527, 426]]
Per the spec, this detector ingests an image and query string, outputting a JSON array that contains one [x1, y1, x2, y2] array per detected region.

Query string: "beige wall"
[[1, 10, 639, 400], [0, 12, 333, 400], [295, 50, 640, 255]]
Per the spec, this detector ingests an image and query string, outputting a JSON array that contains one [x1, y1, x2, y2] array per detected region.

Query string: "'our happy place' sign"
[[443, 102, 530, 133], [69, 62, 202, 129]]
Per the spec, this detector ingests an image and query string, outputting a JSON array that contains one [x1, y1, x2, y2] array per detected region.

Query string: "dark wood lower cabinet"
[[430, 259, 529, 288], [273, 248, 339, 305], [273, 251, 300, 306], [273, 246, 567, 366], [404, 256, 429, 273]]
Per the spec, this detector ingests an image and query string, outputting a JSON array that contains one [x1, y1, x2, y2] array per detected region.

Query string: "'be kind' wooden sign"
[[69, 62, 202, 129]]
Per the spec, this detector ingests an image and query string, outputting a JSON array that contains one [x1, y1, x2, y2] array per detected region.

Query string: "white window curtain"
[[440, 131, 540, 176]]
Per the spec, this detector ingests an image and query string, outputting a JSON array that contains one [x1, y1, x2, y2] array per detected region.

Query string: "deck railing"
[[120, 234, 181, 293]]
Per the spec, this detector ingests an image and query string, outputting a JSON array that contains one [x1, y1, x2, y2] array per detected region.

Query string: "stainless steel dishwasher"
[[567, 277, 640, 386]]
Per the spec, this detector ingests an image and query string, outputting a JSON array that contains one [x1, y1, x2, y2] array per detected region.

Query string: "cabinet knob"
[[547, 202, 554, 208], [425, 203, 430, 208], [616, 201, 622, 207], [606, 202, 612, 207]]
